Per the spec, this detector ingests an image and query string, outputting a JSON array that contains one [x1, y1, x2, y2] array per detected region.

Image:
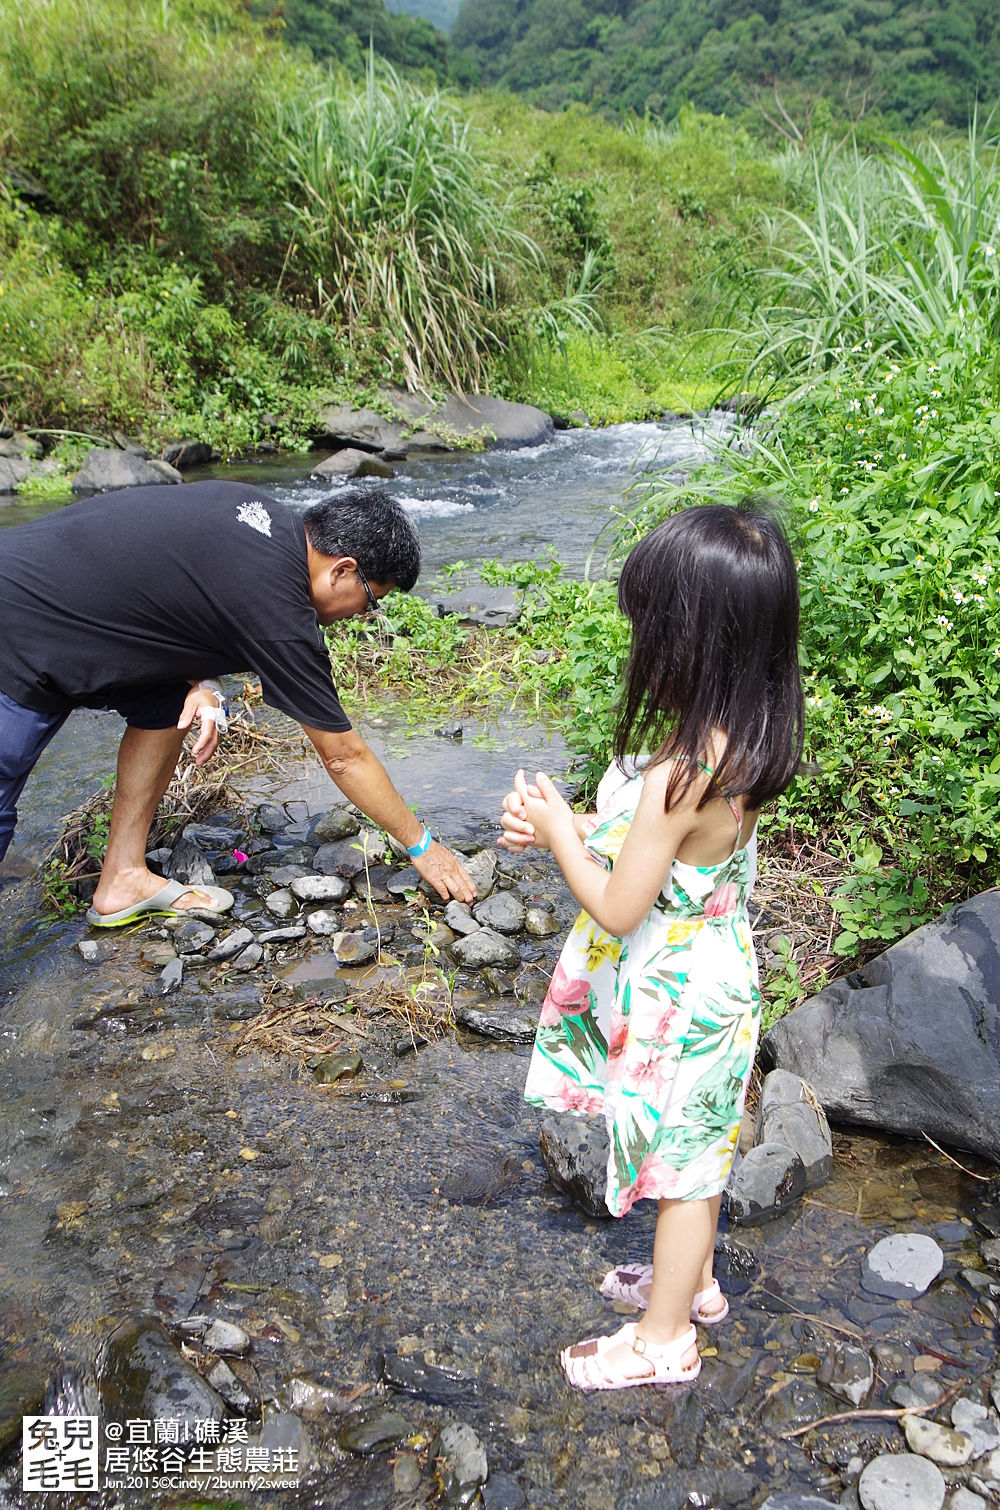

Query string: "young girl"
[[500, 502, 803, 1391]]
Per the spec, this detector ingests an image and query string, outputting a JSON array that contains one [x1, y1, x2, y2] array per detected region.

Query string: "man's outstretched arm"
[[302, 725, 476, 903]]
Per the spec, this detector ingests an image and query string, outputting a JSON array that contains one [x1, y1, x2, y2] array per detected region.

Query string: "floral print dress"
[[524, 758, 760, 1217]]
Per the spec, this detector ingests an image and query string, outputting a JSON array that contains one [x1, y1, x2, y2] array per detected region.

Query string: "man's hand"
[[178, 686, 225, 767], [412, 840, 476, 903]]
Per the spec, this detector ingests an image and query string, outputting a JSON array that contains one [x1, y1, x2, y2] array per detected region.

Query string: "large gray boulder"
[[313, 389, 552, 455], [72, 448, 183, 491], [762, 891, 1000, 1159]]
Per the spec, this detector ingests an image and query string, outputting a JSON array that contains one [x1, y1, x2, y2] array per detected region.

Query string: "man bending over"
[[0, 479, 475, 920]]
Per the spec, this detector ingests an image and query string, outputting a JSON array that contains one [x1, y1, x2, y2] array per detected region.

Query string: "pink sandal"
[[599, 1267, 729, 1325], [561, 1322, 701, 1391]]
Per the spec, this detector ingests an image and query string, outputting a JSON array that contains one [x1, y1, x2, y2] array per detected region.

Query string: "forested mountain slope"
[[450, 0, 1000, 126]]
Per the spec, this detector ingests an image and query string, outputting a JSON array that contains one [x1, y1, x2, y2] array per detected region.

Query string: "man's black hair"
[[303, 487, 421, 591]]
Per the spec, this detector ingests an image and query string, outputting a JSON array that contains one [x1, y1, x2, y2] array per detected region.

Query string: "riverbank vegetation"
[[6, 0, 1000, 1008]]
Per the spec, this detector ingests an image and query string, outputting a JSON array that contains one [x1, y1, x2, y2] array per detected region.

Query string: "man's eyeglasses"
[[356, 565, 381, 614]]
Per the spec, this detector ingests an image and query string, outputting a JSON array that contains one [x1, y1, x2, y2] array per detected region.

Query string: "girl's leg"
[[600, 1192, 726, 1320], [637, 1196, 717, 1360]]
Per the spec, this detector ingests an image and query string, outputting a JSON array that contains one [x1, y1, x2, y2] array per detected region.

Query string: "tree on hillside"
[[255, 0, 447, 77], [450, 0, 1000, 127]]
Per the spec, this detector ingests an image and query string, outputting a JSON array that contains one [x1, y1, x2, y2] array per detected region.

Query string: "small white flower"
[[936, 615, 953, 630], [905, 636, 914, 646], [985, 245, 997, 258], [808, 500, 819, 512]]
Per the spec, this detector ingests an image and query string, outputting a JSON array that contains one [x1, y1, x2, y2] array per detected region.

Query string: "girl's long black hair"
[[613, 500, 804, 810]]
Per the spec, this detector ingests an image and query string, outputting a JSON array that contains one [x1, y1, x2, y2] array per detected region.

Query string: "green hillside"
[[450, 0, 1000, 128], [385, 0, 461, 36]]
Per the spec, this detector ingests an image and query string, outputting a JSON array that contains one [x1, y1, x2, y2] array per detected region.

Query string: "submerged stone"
[[538, 1112, 608, 1218], [861, 1233, 944, 1298], [858, 1452, 945, 1510], [314, 1053, 363, 1084], [0, 1360, 51, 1455], [434, 1421, 488, 1506], [453, 1002, 536, 1044], [99, 1316, 228, 1436], [339, 1407, 411, 1455]]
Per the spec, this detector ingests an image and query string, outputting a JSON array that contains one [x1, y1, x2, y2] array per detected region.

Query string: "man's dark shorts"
[[0, 681, 189, 862]]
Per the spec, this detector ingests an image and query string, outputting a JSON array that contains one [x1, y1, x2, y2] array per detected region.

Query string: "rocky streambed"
[[2, 787, 1000, 1510]]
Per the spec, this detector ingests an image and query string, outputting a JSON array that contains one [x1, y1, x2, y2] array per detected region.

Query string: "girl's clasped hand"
[[499, 769, 570, 852]]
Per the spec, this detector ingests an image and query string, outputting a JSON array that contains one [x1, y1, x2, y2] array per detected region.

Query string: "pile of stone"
[[78, 802, 567, 1041]]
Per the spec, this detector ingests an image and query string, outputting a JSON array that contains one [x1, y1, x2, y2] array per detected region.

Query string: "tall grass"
[[278, 58, 539, 392], [720, 127, 1000, 396]]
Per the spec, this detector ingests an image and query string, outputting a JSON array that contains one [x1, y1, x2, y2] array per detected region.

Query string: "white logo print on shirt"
[[236, 501, 272, 537]]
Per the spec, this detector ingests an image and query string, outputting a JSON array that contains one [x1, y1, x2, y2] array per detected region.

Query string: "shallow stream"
[[1, 419, 998, 1509]]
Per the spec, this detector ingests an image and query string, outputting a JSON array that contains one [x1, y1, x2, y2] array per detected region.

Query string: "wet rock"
[[163, 439, 213, 468], [755, 1069, 833, 1188], [313, 839, 367, 878], [157, 958, 184, 994], [290, 874, 351, 904], [313, 1053, 363, 1084], [762, 891, 1000, 1161], [482, 1471, 528, 1509], [267, 864, 312, 886], [858, 1451, 945, 1510], [452, 1002, 537, 1043], [332, 931, 378, 964], [429, 582, 522, 629], [451, 927, 521, 970], [265, 889, 298, 920], [353, 863, 393, 905], [538, 1112, 608, 1217], [206, 1359, 252, 1411], [232, 942, 263, 971], [726, 1142, 807, 1224], [758, 1498, 842, 1509], [622, 1471, 756, 1509], [434, 1421, 488, 1507], [256, 1409, 313, 1477], [394, 1453, 422, 1493], [981, 1238, 1000, 1269], [948, 1490, 988, 1510], [291, 976, 349, 1004], [286, 1377, 358, 1417], [381, 1352, 479, 1406], [339, 1407, 411, 1455], [0, 1360, 50, 1455], [760, 1378, 833, 1435], [72, 448, 182, 490], [257, 925, 308, 944], [165, 838, 217, 889], [254, 802, 289, 833], [305, 908, 340, 936], [473, 890, 526, 934], [889, 1374, 944, 1409], [870, 1341, 910, 1377], [205, 927, 255, 962], [952, 1398, 1000, 1456], [310, 807, 361, 843], [311, 446, 395, 480], [409, 916, 455, 949], [99, 1316, 228, 1435], [178, 1317, 250, 1355], [77, 939, 101, 963], [172, 918, 217, 954], [435, 721, 463, 740], [816, 1342, 875, 1407], [387, 866, 422, 898], [861, 1233, 944, 1298], [524, 904, 561, 937], [902, 1414, 973, 1465], [445, 901, 479, 935], [480, 967, 515, 995], [462, 849, 497, 899]]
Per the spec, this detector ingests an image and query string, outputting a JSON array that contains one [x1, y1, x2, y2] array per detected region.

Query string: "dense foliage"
[[451, 0, 1000, 131]]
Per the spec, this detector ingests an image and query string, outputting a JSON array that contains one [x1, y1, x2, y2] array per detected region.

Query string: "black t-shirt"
[[0, 480, 351, 732]]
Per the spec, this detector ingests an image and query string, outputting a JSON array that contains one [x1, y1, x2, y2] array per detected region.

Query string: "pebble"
[[861, 1233, 944, 1298], [901, 1414, 973, 1466], [232, 943, 263, 971], [158, 958, 183, 993], [462, 849, 497, 899], [305, 909, 341, 936], [858, 1452, 945, 1510], [339, 1407, 411, 1455], [387, 866, 422, 897], [265, 888, 297, 919], [947, 1490, 987, 1510], [524, 904, 561, 937], [980, 1238, 1000, 1269], [310, 807, 361, 842], [435, 1421, 488, 1505], [394, 1453, 421, 1493], [952, 1398, 1000, 1456], [256, 925, 308, 943], [313, 840, 365, 877], [172, 918, 217, 954], [205, 927, 255, 961], [332, 931, 378, 964], [77, 939, 101, 963], [444, 901, 480, 936], [313, 1053, 363, 1084], [202, 1320, 251, 1355], [267, 864, 312, 886], [451, 927, 521, 970], [472, 890, 526, 934], [139, 1043, 176, 1063], [206, 1359, 252, 1411], [816, 1342, 874, 1407], [291, 875, 351, 904]]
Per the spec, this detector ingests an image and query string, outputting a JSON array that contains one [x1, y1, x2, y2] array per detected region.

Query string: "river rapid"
[[1, 418, 998, 1510]]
